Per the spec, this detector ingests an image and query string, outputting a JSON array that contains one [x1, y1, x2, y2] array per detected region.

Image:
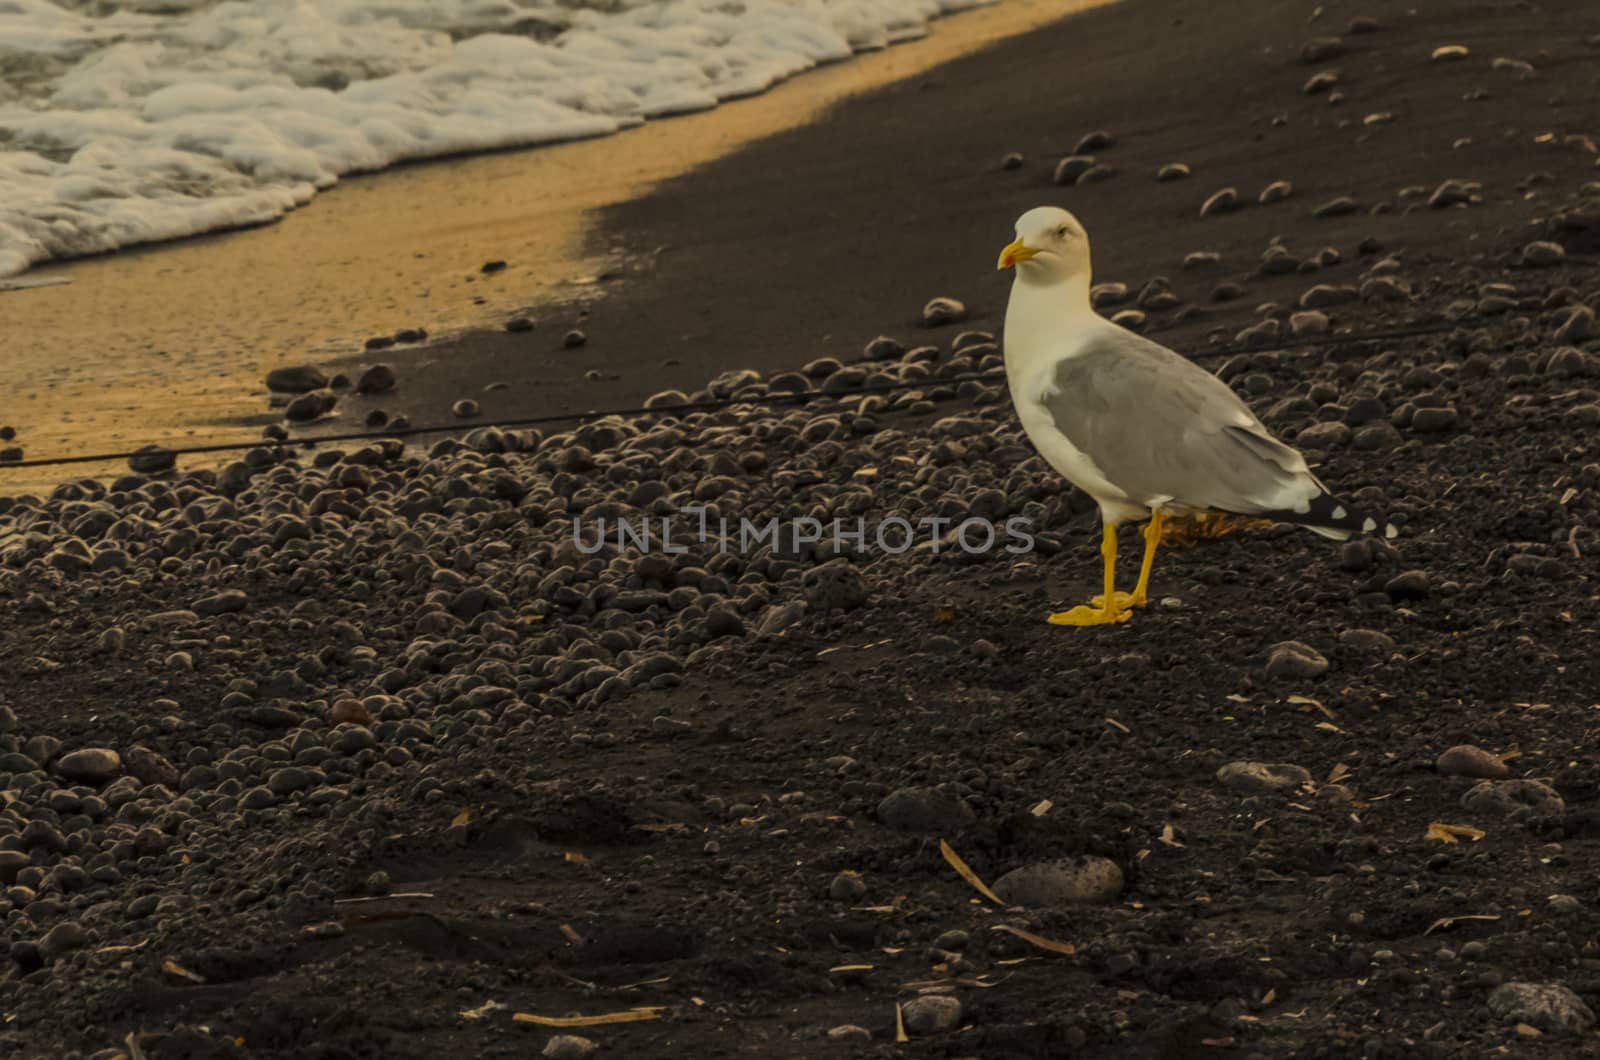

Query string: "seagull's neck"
[[1004, 272, 1097, 373]]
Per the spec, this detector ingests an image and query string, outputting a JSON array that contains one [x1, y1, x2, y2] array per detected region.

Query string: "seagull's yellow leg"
[[1048, 523, 1132, 627], [1091, 509, 1164, 609], [1128, 509, 1164, 606]]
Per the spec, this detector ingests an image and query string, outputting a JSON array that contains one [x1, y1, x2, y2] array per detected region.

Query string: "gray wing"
[[1043, 328, 1310, 514]]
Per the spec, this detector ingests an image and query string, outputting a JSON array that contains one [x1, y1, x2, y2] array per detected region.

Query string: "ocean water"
[[0, 0, 990, 278]]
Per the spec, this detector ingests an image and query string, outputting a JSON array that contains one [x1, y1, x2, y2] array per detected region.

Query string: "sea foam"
[[0, 0, 990, 278]]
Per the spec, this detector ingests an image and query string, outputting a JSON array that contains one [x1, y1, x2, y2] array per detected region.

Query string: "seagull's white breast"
[[1004, 282, 1152, 522]]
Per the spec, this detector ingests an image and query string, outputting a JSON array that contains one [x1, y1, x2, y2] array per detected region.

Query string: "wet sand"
[[0, 0, 1109, 497]]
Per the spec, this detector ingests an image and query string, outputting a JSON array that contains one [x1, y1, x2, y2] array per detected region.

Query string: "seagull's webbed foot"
[[1050, 512, 1167, 627], [1089, 591, 1140, 610], [1048, 522, 1133, 627], [1048, 602, 1132, 626]]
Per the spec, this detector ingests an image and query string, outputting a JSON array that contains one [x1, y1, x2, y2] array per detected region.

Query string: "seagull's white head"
[[996, 206, 1092, 287]]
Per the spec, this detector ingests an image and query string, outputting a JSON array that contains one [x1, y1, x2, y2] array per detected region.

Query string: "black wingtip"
[[1251, 493, 1397, 539]]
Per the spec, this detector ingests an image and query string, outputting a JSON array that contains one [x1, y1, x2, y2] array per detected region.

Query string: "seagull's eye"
[[1056, 225, 1070, 238]]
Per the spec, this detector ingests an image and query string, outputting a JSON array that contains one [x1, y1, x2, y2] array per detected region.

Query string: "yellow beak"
[[997, 238, 1037, 269]]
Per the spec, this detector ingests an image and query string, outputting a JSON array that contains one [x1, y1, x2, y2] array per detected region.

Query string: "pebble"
[[563, 329, 587, 349], [123, 745, 179, 787], [1303, 70, 1339, 95], [1053, 155, 1097, 185], [505, 316, 534, 332], [992, 856, 1124, 906], [828, 871, 867, 901], [1259, 246, 1296, 275], [285, 391, 336, 422], [645, 390, 689, 409], [542, 1035, 598, 1060], [0, 851, 29, 885], [1217, 761, 1312, 793], [876, 786, 975, 833], [1521, 241, 1565, 267], [193, 589, 248, 616], [1300, 37, 1344, 63], [1546, 345, 1590, 377], [1300, 284, 1359, 308], [127, 445, 176, 474], [1383, 570, 1429, 600], [1567, 404, 1600, 427], [1410, 406, 1458, 433], [1546, 895, 1582, 916], [1313, 196, 1359, 217], [1264, 640, 1329, 679], [1091, 282, 1131, 307], [54, 747, 122, 785], [1074, 130, 1115, 152], [1428, 179, 1474, 208], [1338, 629, 1395, 654], [20, 820, 68, 853], [356, 364, 397, 394], [863, 335, 905, 360], [1076, 163, 1117, 185], [239, 786, 280, 812], [1360, 276, 1410, 302], [827, 1025, 872, 1042], [1199, 188, 1239, 217], [1288, 309, 1329, 336], [1155, 162, 1191, 182], [901, 995, 963, 1036], [1430, 45, 1469, 62], [268, 766, 319, 795], [452, 399, 481, 418], [1259, 180, 1293, 204], [1293, 418, 1351, 452], [1000, 152, 1024, 170], [331, 699, 373, 726], [922, 297, 967, 327], [265, 365, 327, 392], [1436, 745, 1510, 779], [650, 715, 691, 737], [1461, 779, 1564, 818], [1487, 983, 1595, 1034], [38, 921, 88, 962]]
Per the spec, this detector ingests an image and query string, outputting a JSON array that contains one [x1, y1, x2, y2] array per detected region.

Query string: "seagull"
[[996, 206, 1395, 627]]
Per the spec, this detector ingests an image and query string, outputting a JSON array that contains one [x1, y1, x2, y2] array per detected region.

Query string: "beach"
[[2, 0, 1600, 1056]]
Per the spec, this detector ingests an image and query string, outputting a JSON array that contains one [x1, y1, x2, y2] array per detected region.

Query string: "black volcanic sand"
[[300, 0, 1597, 435], [5, 1, 1600, 1058]]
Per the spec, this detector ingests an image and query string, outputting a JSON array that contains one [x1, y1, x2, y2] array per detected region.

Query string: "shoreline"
[[0, 0, 1110, 499]]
